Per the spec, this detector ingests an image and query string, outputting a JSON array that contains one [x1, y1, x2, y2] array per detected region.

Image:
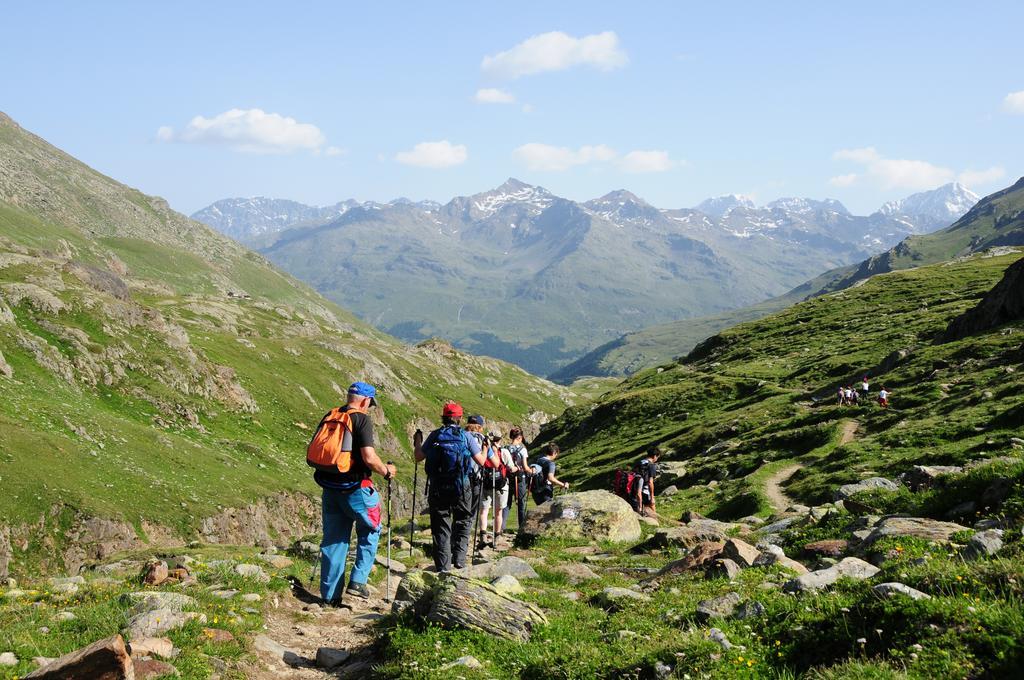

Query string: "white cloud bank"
[[620, 150, 676, 173], [481, 31, 627, 79], [474, 88, 516, 104], [1002, 90, 1024, 114], [157, 108, 327, 154], [830, 146, 1004, 190], [513, 143, 676, 173], [395, 140, 468, 168]]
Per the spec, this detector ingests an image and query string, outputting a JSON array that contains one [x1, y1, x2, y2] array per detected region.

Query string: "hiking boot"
[[346, 582, 371, 600], [322, 598, 345, 609]]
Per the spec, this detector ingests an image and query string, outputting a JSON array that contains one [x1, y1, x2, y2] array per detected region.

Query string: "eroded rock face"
[[943, 256, 1024, 341], [522, 491, 641, 544]]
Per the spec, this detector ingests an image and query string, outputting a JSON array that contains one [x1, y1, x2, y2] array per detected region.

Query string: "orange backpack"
[[306, 406, 368, 474]]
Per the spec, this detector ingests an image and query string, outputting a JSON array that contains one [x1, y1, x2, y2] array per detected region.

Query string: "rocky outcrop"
[[834, 477, 899, 500], [395, 571, 547, 642], [783, 557, 880, 593], [522, 491, 641, 544], [861, 516, 969, 547], [23, 634, 133, 679], [942, 256, 1024, 341], [199, 492, 319, 548]]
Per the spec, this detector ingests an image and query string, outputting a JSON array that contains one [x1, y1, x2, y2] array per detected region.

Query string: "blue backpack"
[[425, 425, 473, 495]]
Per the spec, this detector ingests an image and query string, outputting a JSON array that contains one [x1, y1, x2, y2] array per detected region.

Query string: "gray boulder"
[[965, 529, 1003, 559], [490, 575, 525, 596], [783, 557, 880, 593], [695, 592, 740, 622], [593, 587, 650, 610], [872, 582, 930, 601], [720, 538, 759, 567], [834, 477, 899, 500], [861, 516, 969, 547], [705, 558, 740, 581], [522, 491, 641, 543]]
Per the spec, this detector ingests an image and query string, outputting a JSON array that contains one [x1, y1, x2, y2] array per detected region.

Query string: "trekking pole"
[[493, 482, 499, 548], [410, 458, 418, 558], [385, 463, 394, 603]]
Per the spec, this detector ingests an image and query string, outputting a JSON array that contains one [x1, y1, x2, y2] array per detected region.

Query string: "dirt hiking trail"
[[763, 420, 859, 511]]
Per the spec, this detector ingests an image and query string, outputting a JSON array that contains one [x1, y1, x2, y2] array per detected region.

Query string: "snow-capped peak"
[[470, 178, 554, 216], [695, 194, 756, 218], [877, 182, 979, 229]]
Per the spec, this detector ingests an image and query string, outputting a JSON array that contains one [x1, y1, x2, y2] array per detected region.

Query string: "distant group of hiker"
[[304, 382, 569, 605], [837, 376, 891, 408]]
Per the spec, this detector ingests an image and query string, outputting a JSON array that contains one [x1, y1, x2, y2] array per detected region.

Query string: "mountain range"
[[553, 176, 1023, 382], [193, 181, 978, 376]]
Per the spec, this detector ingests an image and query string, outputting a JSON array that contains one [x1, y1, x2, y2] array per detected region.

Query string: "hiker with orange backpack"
[[306, 381, 396, 605], [413, 402, 487, 572]]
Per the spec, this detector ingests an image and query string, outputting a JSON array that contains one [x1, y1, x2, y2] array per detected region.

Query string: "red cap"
[[442, 401, 463, 418]]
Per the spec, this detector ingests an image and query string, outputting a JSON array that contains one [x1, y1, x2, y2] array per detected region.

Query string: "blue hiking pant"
[[320, 485, 381, 602]]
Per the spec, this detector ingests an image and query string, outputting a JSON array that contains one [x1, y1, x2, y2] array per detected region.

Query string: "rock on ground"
[[315, 647, 351, 669], [650, 541, 724, 580], [442, 655, 483, 670], [233, 563, 270, 583], [696, 592, 740, 622], [965, 529, 1003, 559], [705, 558, 740, 581], [0, 652, 16, 667], [490, 575, 525, 596], [721, 538, 759, 567], [126, 609, 204, 640], [133, 658, 180, 678], [593, 587, 651, 611], [861, 517, 969, 547], [783, 557, 880, 593], [128, 637, 176, 659], [873, 582, 931, 600], [473, 556, 538, 580], [522, 491, 641, 543], [551, 562, 600, 583], [802, 539, 848, 558], [122, 592, 196, 615], [834, 477, 899, 500], [22, 635, 132, 680]]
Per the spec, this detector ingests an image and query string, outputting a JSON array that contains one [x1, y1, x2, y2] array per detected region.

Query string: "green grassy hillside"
[[538, 249, 1024, 518], [554, 177, 1024, 382], [0, 113, 573, 577]]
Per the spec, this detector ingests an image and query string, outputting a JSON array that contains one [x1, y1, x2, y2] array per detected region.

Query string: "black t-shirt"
[[314, 409, 375, 490], [536, 456, 556, 488], [636, 458, 657, 494]]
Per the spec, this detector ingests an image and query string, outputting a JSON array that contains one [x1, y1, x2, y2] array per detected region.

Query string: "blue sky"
[[2, 1, 1022, 215]]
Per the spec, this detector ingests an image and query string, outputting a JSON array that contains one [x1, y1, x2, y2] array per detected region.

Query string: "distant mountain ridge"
[[553, 177, 1022, 382], [193, 181, 979, 377]]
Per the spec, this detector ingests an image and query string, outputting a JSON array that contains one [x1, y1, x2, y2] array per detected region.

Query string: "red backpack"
[[483, 447, 508, 491], [613, 469, 640, 499]]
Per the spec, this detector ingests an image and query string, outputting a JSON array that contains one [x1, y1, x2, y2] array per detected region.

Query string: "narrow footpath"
[[763, 420, 859, 511]]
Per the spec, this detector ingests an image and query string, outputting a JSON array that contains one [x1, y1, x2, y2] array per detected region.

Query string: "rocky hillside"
[[0, 112, 572, 580], [554, 177, 1022, 382], [194, 181, 974, 377]]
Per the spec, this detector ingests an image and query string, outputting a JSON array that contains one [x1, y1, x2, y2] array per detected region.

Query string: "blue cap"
[[467, 415, 485, 425], [348, 381, 377, 405]]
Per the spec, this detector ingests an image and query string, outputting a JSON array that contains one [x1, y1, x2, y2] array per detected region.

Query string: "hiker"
[[837, 386, 846, 406], [531, 443, 569, 505], [861, 375, 870, 398], [848, 387, 859, 405], [503, 427, 529, 533], [307, 381, 396, 604], [878, 386, 890, 408], [479, 429, 517, 548], [464, 415, 490, 547], [413, 402, 487, 572], [634, 447, 661, 518]]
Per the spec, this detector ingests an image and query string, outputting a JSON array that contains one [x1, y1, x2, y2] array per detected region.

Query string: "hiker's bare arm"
[[549, 473, 569, 490], [413, 430, 425, 462], [361, 446, 396, 479], [471, 451, 487, 466]]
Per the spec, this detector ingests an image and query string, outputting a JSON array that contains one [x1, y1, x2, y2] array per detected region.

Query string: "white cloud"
[[481, 31, 627, 79], [1002, 90, 1024, 114], [513, 143, 617, 171], [395, 140, 468, 168], [828, 173, 859, 187], [832, 147, 955, 191], [619, 150, 675, 173], [157, 108, 327, 154], [958, 166, 1006, 187], [324, 146, 347, 157], [474, 88, 516, 104]]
